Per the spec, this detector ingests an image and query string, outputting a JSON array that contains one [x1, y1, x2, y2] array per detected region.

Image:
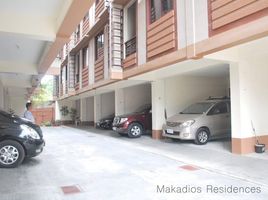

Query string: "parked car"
[[96, 114, 115, 130], [163, 97, 231, 145], [0, 110, 45, 168], [112, 104, 152, 138]]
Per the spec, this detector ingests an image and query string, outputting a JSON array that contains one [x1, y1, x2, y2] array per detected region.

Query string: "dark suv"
[[112, 105, 152, 138], [0, 110, 45, 168]]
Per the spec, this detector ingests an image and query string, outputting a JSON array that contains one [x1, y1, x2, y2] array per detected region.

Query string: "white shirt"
[[23, 110, 35, 123]]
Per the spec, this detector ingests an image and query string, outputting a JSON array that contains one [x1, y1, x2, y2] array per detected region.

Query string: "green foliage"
[[69, 108, 77, 121], [41, 121, 52, 127], [60, 106, 69, 116], [31, 76, 53, 106]]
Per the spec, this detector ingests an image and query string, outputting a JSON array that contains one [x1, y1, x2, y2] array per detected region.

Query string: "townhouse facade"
[[53, 0, 268, 154]]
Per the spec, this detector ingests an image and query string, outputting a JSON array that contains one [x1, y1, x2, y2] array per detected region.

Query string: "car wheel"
[[195, 128, 210, 145], [128, 123, 143, 138], [0, 140, 25, 168]]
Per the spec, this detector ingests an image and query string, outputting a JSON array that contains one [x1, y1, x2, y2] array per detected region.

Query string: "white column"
[[89, 38, 95, 85], [80, 98, 87, 122], [115, 88, 125, 116], [94, 95, 101, 124], [151, 80, 166, 139]]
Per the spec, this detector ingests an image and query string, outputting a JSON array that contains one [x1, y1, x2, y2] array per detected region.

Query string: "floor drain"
[[179, 165, 200, 171], [61, 185, 81, 195]]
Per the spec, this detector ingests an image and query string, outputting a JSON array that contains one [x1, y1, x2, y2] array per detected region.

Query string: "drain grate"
[[61, 185, 82, 195], [179, 165, 200, 171]]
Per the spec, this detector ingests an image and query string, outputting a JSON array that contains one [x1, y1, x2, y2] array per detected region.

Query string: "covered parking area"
[[128, 36, 268, 154], [128, 59, 231, 152]]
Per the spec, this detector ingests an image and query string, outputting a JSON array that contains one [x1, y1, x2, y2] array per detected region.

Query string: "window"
[[208, 103, 228, 115], [60, 68, 63, 84], [75, 53, 80, 83], [150, 0, 173, 24], [125, 1, 137, 57], [82, 46, 88, 68], [95, 32, 104, 60]]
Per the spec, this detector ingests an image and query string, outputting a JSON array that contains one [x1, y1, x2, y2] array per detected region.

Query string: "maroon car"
[[112, 105, 152, 138]]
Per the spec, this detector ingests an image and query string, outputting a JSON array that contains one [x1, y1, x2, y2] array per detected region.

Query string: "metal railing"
[[125, 36, 136, 57]]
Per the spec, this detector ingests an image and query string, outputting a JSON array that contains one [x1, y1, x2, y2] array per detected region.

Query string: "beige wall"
[[100, 92, 115, 118], [115, 84, 151, 115], [10, 96, 27, 117], [152, 75, 229, 130], [55, 99, 74, 121]]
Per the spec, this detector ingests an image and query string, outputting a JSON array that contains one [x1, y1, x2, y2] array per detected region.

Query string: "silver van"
[[162, 97, 231, 145]]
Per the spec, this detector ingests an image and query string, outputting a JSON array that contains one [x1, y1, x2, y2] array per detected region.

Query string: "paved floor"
[[0, 126, 267, 200]]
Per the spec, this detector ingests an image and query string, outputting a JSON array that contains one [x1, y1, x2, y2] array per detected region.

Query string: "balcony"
[[82, 67, 89, 88], [208, 0, 268, 35], [95, 0, 105, 19], [82, 14, 90, 37], [125, 37, 136, 57], [123, 37, 137, 69], [147, 10, 176, 60], [95, 47, 104, 82], [75, 82, 80, 91]]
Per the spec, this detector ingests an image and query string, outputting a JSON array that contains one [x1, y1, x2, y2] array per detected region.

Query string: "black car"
[[0, 110, 45, 168], [96, 115, 115, 130]]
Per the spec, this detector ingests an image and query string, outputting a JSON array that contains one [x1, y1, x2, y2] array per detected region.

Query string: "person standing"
[[23, 102, 35, 123]]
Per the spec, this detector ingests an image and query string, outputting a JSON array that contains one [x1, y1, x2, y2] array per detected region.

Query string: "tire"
[[194, 128, 210, 145], [0, 140, 25, 168], [127, 123, 143, 138]]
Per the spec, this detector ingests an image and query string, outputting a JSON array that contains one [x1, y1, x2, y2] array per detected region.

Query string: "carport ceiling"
[[0, 0, 94, 98], [182, 64, 229, 77], [130, 58, 229, 81]]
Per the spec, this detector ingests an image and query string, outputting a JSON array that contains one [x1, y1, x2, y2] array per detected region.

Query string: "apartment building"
[[54, 0, 268, 154]]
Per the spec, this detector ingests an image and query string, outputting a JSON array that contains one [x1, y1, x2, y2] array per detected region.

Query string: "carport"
[[94, 91, 115, 125], [129, 59, 232, 152], [115, 83, 151, 116]]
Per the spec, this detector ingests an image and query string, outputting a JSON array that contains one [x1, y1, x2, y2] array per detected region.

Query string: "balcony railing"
[[125, 36, 136, 57]]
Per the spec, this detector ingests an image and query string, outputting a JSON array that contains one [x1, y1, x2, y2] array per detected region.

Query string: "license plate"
[[166, 129, 174, 134], [113, 127, 117, 131]]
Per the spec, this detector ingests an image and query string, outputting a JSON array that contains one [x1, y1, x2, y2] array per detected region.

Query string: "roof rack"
[[207, 96, 230, 100]]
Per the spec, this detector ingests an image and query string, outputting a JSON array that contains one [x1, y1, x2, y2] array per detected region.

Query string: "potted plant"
[[60, 106, 69, 117], [70, 108, 80, 125]]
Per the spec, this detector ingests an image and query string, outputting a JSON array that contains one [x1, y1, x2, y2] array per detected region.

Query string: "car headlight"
[[120, 118, 128, 124], [180, 120, 195, 128], [20, 124, 40, 139]]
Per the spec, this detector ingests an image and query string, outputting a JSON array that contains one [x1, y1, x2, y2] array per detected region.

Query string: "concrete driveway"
[[0, 126, 267, 200]]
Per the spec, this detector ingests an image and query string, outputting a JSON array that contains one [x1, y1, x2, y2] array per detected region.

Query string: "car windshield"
[[181, 102, 215, 114], [135, 105, 151, 113]]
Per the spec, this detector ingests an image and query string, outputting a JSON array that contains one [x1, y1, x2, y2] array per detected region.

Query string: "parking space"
[[1, 126, 267, 200], [150, 64, 231, 151]]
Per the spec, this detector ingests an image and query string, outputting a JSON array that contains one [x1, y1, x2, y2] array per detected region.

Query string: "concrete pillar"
[[115, 88, 125, 116], [94, 95, 101, 125], [151, 80, 166, 139], [230, 59, 268, 154], [80, 98, 87, 123], [89, 38, 95, 85]]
